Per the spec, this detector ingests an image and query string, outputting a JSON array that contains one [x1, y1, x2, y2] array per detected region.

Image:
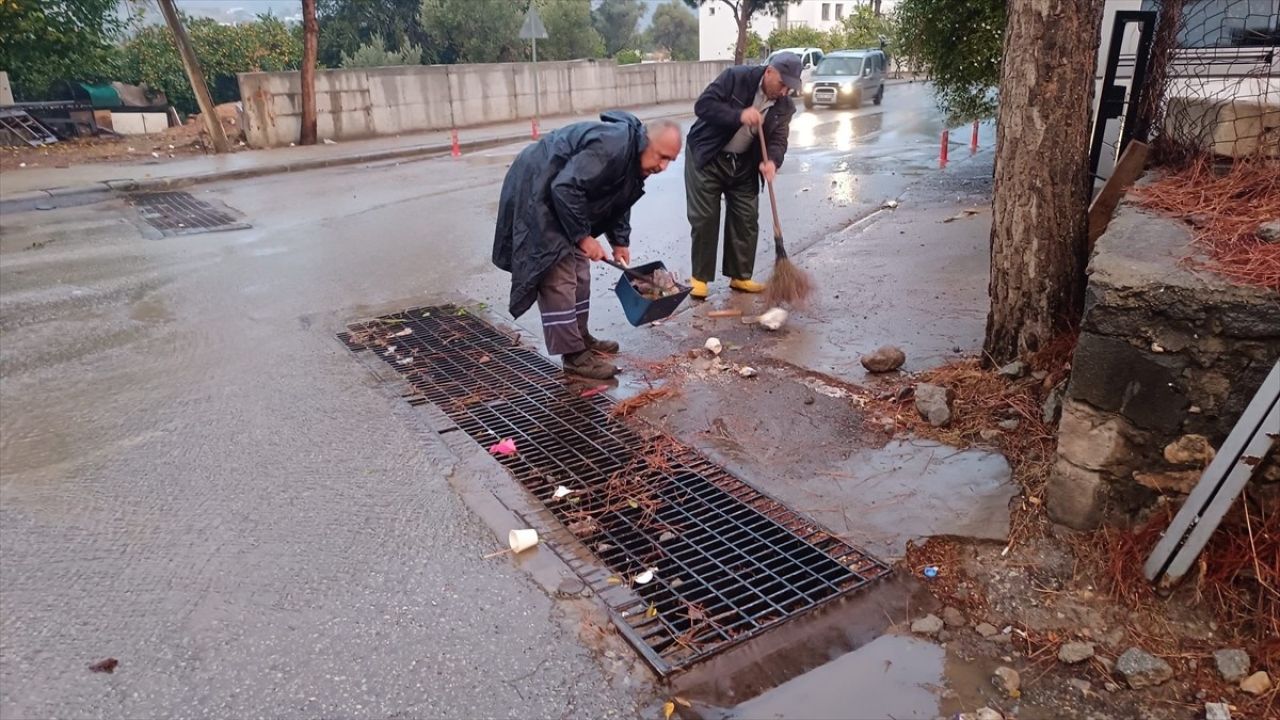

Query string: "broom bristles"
[[766, 258, 813, 307]]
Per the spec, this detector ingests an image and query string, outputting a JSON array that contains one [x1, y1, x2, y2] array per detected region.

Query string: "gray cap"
[[769, 52, 804, 91]]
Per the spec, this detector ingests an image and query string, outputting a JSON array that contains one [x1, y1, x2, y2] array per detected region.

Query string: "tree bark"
[[299, 0, 319, 146], [983, 0, 1104, 364], [155, 0, 228, 153], [734, 9, 748, 65]]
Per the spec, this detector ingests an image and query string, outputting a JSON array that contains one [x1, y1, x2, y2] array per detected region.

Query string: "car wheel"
[[873, 85, 884, 105]]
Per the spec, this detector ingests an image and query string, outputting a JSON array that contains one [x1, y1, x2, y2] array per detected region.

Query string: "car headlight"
[[840, 83, 855, 94], [803, 82, 814, 94]]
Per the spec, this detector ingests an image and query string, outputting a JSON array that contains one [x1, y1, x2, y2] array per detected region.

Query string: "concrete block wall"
[[1044, 200, 1280, 530], [239, 59, 732, 148]]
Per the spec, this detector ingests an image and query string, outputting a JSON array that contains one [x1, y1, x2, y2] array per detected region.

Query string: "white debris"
[[881, 199, 899, 209], [738, 366, 758, 378], [758, 307, 789, 331], [704, 337, 723, 355], [634, 569, 655, 585], [553, 485, 572, 499], [390, 328, 412, 337], [323, 138, 337, 145]]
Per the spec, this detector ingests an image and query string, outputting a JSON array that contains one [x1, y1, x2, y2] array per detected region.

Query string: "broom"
[[758, 127, 813, 308]]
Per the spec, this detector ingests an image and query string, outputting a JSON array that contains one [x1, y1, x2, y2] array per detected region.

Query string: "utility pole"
[[300, 0, 318, 145], [155, 0, 229, 154]]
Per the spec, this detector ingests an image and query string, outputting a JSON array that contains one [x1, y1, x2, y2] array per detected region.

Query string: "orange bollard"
[[531, 118, 540, 140], [940, 129, 950, 168], [450, 128, 461, 158], [970, 120, 979, 154]]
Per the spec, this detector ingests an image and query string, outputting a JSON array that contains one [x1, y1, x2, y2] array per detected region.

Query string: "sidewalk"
[[0, 102, 697, 209]]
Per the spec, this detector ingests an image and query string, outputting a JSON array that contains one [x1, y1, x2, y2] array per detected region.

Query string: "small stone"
[[998, 419, 1020, 430], [1067, 678, 1093, 695], [1059, 641, 1096, 665], [556, 577, 586, 596], [1115, 647, 1174, 689], [1213, 648, 1250, 683], [942, 606, 966, 628], [1256, 219, 1280, 243], [911, 614, 945, 637], [704, 337, 722, 355], [1240, 671, 1272, 695], [861, 345, 907, 373], [998, 361, 1027, 379], [804, 396, 815, 405], [979, 428, 1002, 442], [975, 709, 1003, 720], [1204, 702, 1231, 720], [1164, 434, 1216, 467], [1032, 370, 1049, 381], [1042, 380, 1066, 424], [915, 383, 953, 427], [938, 629, 953, 643], [975, 622, 1000, 638], [992, 666, 1021, 697], [990, 632, 1013, 645], [1103, 681, 1120, 693], [738, 366, 758, 378]]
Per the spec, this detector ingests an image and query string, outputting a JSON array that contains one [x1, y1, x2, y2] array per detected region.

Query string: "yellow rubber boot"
[[730, 278, 766, 294], [689, 278, 709, 299]]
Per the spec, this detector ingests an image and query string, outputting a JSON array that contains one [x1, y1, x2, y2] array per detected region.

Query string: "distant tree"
[[592, 0, 643, 58], [895, 0, 1004, 122], [616, 48, 644, 65], [419, 0, 522, 64], [648, 1, 699, 61], [340, 36, 423, 67], [684, 0, 800, 64], [318, 0, 429, 68], [536, 0, 605, 61], [825, 6, 896, 51], [0, 0, 126, 98]]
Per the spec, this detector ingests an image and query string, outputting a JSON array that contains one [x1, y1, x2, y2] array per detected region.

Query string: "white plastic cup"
[[508, 528, 539, 553]]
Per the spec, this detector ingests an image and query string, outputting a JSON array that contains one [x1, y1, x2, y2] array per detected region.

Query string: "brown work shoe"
[[585, 333, 620, 355], [563, 350, 618, 380]]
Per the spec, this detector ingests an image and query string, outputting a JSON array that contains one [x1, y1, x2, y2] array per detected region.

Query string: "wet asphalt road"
[[0, 83, 991, 718]]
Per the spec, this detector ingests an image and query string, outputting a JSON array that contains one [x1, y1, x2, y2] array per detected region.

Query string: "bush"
[[616, 48, 643, 65], [340, 36, 423, 68], [120, 16, 302, 115], [895, 0, 1004, 122]]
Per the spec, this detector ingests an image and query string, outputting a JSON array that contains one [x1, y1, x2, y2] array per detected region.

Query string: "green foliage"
[[740, 31, 767, 61], [318, 0, 430, 69], [895, 0, 1004, 122], [0, 0, 126, 99], [647, 1, 698, 61], [825, 6, 895, 52], [535, 0, 605, 61], [616, 48, 643, 65], [120, 16, 301, 115], [340, 35, 423, 68], [766, 25, 826, 52], [591, 0, 643, 58], [419, 0, 522, 64]]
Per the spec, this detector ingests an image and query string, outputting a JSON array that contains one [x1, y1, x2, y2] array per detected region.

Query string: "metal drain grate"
[[341, 307, 892, 675], [132, 191, 248, 236]]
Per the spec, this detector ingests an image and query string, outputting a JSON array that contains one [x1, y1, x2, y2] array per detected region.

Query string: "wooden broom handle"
[[758, 126, 783, 238]]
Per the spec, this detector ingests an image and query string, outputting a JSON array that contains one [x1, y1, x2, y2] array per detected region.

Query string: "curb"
[[1, 109, 697, 214]]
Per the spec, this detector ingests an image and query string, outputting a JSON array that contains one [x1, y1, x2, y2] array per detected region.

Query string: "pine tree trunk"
[[734, 10, 748, 65], [983, 0, 1104, 364], [299, 0, 319, 146]]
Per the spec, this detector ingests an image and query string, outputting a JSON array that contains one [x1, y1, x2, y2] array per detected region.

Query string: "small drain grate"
[[341, 307, 892, 675], [131, 191, 248, 236]]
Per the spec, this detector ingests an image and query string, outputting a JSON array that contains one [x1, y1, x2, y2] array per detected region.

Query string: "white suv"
[[766, 47, 825, 88]]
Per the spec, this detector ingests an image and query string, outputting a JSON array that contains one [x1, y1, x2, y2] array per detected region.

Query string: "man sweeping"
[[685, 52, 800, 299], [493, 111, 683, 380]]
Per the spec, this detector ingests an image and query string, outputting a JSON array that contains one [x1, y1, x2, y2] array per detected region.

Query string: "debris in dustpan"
[[488, 438, 517, 455], [628, 267, 680, 300]]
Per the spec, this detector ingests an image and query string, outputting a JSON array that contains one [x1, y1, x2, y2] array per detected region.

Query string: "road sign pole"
[[520, 7, 548, 141], [532, 36, 540, 139]]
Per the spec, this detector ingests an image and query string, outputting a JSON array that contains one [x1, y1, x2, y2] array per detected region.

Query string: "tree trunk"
[[734, 10, 748, 65], [983, 0, 1104, 364], [299, 0, 319, 146], [155, 0, 228, 153]]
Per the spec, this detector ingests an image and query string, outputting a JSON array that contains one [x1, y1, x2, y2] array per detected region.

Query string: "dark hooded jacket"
[[493, 110, 649, 319]]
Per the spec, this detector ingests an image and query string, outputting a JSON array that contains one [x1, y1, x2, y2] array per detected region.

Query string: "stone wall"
[[1046, 200, 1280, 529]]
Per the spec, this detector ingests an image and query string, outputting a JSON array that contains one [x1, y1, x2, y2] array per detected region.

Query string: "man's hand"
[[611, 246, 631, 267], [579, 235, 607, 261], [739, 107, 763, 128], [759, 160, 777, 183]]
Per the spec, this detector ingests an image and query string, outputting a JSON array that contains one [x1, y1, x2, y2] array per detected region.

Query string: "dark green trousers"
[[685, 152, 759, 282]]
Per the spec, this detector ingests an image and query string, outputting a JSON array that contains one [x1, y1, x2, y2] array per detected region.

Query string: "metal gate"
[[1090, 9, 1157, 182]]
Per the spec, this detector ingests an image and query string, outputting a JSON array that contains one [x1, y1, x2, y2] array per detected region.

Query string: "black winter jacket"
[[492, 111, 648, 319], [686, 65, 794, 173]]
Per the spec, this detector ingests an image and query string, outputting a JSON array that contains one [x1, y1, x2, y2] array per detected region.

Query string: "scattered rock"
[[555, 577, 586, 597], [998, 360, 1028, 379], [1059, 641, 1096, 665], [942, 606, 966, 628], [911, 614, 945, 637], [938, 629, 953, 643], [861, 345, 907, 373], [990, 632, 1013, 645], [1042, 380, 1066, 424], [1103, 681, 1120, 693], [915, 383, 953, 427], [1240, 671, 1272, 696], [88, 658, 119, 673], [975, 709, 1004, 720], [992, 666, 1021, 697], [979, 428, 1002, 442], [1164, 434, 1216, 467], [704, 337, 722, 355], [758, 307, 788, 331], [975, 622, 1000, 638], [1213, 648, 1250, 683], [1032, 370, 1049, 381], [1257, 219, 1280, 243], [1204, 702, 1232, 720], [1067, 678, 1094, 696], [1115, 647, 1174, 689], [1135, 470, 1201, 494], [998, 419, 1021, 431], [738, 366, 758, 378], [803, 395, 815, 405]]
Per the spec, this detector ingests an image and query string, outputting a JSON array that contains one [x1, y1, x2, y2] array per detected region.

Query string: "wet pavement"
[[1, 83, 1005, 718]]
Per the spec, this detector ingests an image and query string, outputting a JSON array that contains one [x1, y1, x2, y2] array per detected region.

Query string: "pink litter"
[[489, 438, 517, 456]]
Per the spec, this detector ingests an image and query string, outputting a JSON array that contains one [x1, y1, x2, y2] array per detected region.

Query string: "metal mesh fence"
[[1144, 0, 1279, 166]]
